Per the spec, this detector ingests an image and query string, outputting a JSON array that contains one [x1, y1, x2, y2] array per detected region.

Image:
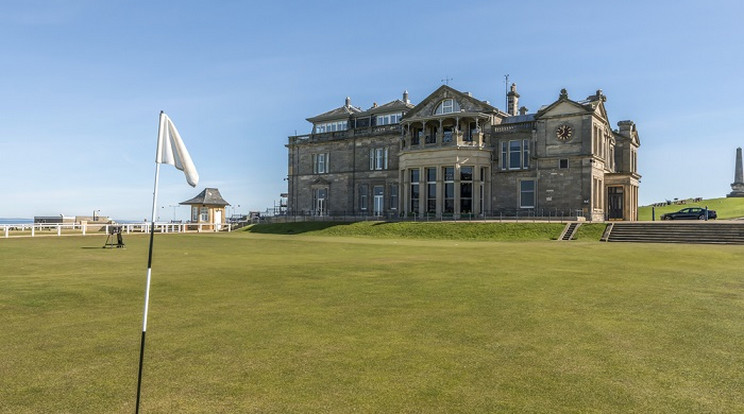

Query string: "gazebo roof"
[[179, 188, 230, 206]]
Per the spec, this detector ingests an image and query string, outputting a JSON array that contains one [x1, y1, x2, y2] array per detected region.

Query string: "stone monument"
[[728, 147, 744, 197]]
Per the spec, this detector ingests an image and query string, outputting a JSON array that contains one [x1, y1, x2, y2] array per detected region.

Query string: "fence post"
[[82, 223, 86, 236], [57, 225, 61, 236]]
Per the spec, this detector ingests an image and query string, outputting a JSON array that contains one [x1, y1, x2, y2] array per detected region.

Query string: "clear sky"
[[1, 0, 742, 220]]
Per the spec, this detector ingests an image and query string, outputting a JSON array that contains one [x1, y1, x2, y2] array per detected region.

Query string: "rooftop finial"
[[560, 88, 568, 99], [345, 97, 351, 107]]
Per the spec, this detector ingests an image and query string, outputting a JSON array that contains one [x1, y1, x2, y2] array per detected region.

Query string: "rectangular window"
[[520, 180, 535, 208], [375, 113, 401, 126], [505, 140, 529, 170], [559, 158, 569, 169], [315, 121, 347, 133], [359, 184, 368, 211], [480, 167, 486, 214], [313, 153, 329, 174], [443, 166, 454, 214], [200, 207, 209, 222], [390, 184, 398, 210], [313, 188, 328, 215], [460, 166, 473, 214], [373, 186, 384, 216], [410, 169, 420, 213], [370, 147, 389, 170], [426, 167, 437, 213], [191, 206, 199, 222], [509, 140, 521, 169]]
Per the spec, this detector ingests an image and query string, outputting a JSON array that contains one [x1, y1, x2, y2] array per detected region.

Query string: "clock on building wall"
[[555, 124, 573, 142]]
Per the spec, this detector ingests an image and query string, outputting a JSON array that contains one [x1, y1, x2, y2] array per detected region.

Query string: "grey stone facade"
[[287, 85, 641, 221]]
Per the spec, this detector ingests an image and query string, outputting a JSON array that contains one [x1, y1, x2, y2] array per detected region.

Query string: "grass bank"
[[246, 221, 568, 241], [1, 233, 742, 412], [639, 196, 744, 220]]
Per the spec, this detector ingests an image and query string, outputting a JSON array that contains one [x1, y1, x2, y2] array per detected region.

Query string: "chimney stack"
[[507, 83, 520, 116], [345, 97, 351, 108]]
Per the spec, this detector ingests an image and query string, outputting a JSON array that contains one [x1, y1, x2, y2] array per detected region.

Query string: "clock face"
[[556, 124, 573, 141]]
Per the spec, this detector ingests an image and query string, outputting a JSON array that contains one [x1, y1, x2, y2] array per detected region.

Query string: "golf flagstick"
[[136, 112, 198, 413]]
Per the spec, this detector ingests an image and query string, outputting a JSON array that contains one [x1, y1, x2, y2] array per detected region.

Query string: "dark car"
[[661, 207, 717, 220]]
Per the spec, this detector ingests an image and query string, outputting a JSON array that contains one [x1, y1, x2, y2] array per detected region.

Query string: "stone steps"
[[560, 222, 580, 241], [604, 222, 744, 244]]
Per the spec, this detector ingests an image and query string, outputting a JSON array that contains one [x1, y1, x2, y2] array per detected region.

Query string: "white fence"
[[1, 222, 234, 238]]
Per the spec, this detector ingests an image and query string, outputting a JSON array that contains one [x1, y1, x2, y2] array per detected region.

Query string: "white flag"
[[156, 112, 199, 187]]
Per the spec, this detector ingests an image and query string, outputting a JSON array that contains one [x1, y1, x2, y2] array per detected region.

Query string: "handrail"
[[1, 222, 234, 238]]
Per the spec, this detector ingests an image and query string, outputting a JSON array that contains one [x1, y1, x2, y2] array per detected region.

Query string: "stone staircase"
[[559, 222, 581, 241], [602, 221, 744, 244]]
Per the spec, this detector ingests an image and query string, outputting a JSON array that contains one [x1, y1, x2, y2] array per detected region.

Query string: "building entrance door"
[[314, 188, 327, 216], [214, 209, 222, 230], [607, 186, 624, 220], [373, 186, 384, 217]]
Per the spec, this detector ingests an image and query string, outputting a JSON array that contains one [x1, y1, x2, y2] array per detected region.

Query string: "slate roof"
[[502, 114, 535, 124], [179, 188, 230, 206], [306, 103, 362, 123], [358, 99, 414, 116]]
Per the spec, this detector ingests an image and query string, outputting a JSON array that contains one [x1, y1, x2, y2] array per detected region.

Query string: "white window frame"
[[369, 147, 388, 170], [313, 153, 330, 174], [315, 120, 347, 133], [434, 99, 460, 115], [359, 184, 369, 211], [506, 140, 530, 170], [519, 180, 535, 209], [376, 113, 402, 126]]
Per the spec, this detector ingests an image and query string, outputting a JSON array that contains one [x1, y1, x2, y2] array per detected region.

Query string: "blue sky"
[[1, 0, 742, 220]]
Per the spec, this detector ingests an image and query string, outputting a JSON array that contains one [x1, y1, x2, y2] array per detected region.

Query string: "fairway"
[[1, 232, 743, 413]]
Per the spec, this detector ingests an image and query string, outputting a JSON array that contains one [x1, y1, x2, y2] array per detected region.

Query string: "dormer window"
[[434, 99, 460, 115], [315, 120, 348, 133], [375, 113, 402, 126]]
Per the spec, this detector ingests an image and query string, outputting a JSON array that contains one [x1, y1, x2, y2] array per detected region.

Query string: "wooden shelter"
[[180, 188, 230, 230]]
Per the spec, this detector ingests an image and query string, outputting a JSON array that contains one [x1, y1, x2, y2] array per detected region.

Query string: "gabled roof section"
[[180, 188, 230, 206], [535, 88, 611, 122], [401, 85, 502, 121], [578, 90, 609, 122], [535, 88, 592, 119], [307, 98, 363, 123], [359, 99, 414, 116]]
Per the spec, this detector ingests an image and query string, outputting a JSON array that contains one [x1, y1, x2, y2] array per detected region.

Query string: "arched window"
[[434, 99, 460, 115]]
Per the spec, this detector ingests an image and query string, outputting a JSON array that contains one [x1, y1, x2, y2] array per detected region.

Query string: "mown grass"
[[247, 221, 566, 241], [639, 196, 744, 220], [1, 233, 743, 413]]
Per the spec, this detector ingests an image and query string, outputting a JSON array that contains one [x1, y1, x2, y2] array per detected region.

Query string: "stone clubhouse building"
[[286, 84, 640, 221]]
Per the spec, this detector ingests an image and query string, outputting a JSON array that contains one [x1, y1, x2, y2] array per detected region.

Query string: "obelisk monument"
[[727, 147, 744, 197]]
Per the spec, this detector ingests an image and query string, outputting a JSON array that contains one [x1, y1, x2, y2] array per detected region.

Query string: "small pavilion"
[[180, 188, 230, 230]]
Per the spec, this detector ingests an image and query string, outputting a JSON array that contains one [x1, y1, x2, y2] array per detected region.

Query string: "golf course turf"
[[1, 229, 742, 413]]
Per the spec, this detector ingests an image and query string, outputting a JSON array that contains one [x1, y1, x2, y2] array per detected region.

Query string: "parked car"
[[661, 207, 717, 220]]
